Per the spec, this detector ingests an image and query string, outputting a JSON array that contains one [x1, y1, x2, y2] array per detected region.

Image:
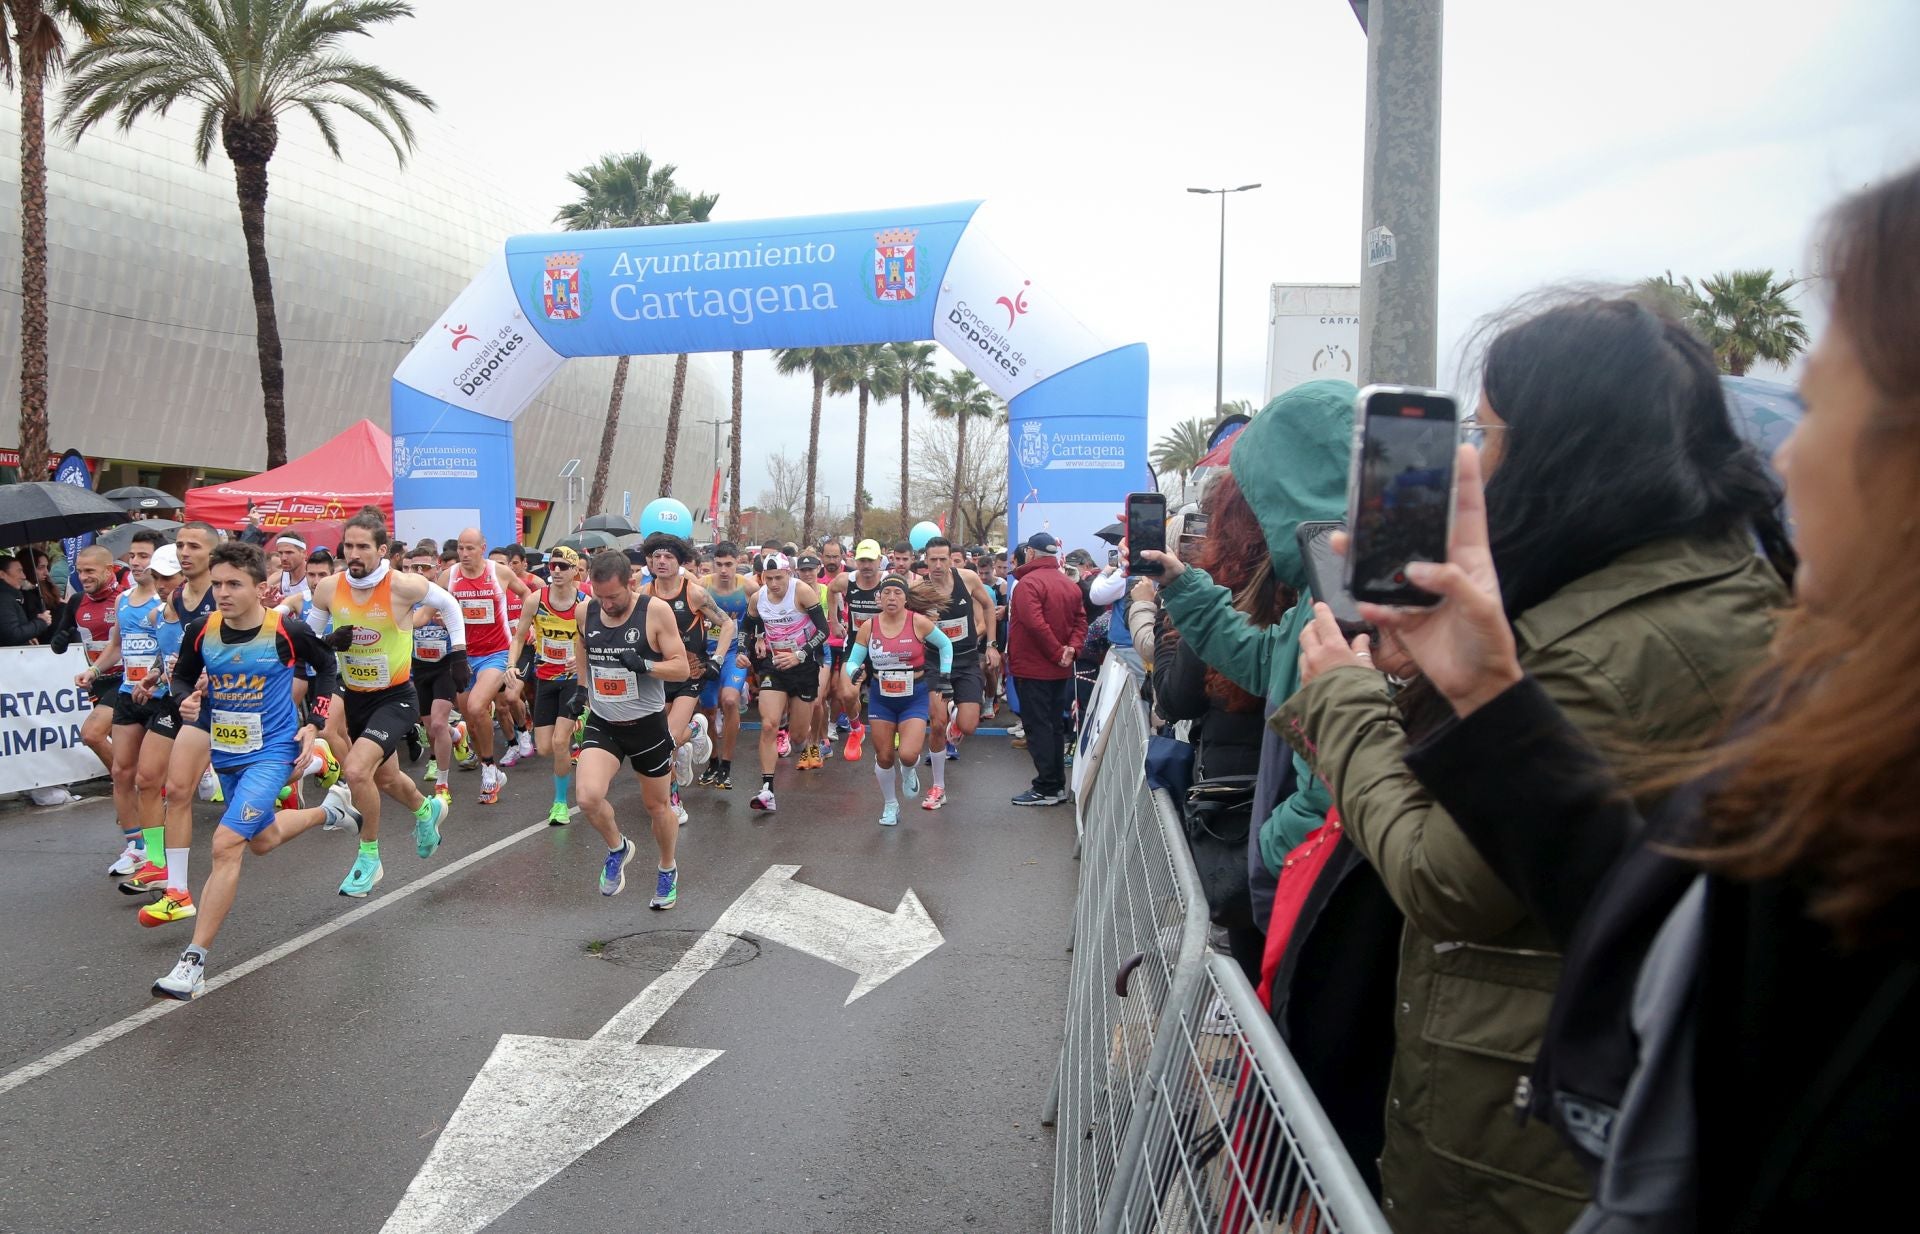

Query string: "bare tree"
[[753, 446, 808, 536], [910, 420, 1008, 544]]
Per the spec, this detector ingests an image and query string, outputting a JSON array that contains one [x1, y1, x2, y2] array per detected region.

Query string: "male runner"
[[444, 528, 532, 803], [306, 510, 463, 895], [888, 540, 914, 577], [739, 552, 828, 812], [792, 553, 839, 767], [404, 540, 458, 800], [825, 539, 886, 762], [489, 546, 534, 767], [638, 533, 726, 800], [506, 545, 588, 825], [920, 536, 999, 809], [150, 541, 354, 1000], [47, 544, 127, 853], [112, 542, 183, 902], [568, 550, 691, 907], [269, 533, 311, 609], [695, 542, 753, 789], [78, 530, 166, 877]]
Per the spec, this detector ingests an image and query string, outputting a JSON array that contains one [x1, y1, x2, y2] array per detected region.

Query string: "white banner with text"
[[0, 647, 106, 793]]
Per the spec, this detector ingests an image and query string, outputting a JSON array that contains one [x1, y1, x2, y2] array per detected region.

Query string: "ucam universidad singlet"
[[197, 611, 302, 770]]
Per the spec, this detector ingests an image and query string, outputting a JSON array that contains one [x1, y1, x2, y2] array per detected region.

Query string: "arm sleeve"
[[1158, 566, 1276, 697], [281, 618, 340, 704], [842, 641, 868, 678], [1088, 570, 1128, 606], [421, 583, 468, 646], [924, 625, 954, 673], [168, 616, 210, 696]]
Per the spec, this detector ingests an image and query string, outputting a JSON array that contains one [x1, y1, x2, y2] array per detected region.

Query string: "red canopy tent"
[[185, 419, 393, 533]]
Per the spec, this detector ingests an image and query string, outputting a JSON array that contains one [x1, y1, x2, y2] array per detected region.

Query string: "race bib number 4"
[[211, 708, 264, 754], [341, 650, 392, 689], [879, 670, 914, 698]]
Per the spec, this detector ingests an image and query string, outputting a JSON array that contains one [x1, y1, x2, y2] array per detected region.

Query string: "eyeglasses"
[[1460, 414, 1509, 449]]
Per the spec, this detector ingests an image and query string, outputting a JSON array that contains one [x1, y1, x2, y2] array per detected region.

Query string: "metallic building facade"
[[0, 98, 722, 542]]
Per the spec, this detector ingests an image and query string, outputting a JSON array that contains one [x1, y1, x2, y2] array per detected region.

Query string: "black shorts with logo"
[[756, 656, 819, 703], [533, 676, 580, 729], [89, 673, 123, 707], [665, 677, 703, 703], [412, 659, 458, 710], [344, 683, 419, 758], [578, 710, 672, 778]]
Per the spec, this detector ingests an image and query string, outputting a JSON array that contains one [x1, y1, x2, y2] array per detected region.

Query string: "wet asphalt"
[[0, 726, 1075, 1234]]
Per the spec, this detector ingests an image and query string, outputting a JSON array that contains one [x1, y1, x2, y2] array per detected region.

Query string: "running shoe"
[[1011, 788, 1069, 807], [152, 950, 205, 1001], [671, 737, 694, 788], [405, 722, 424, 764], [117, 861, 169, 895], [478, 770, 505, 807], [649, 867, 679, 910], [138, 890, 196, 927], [546, 801, 570, 826], [601, 839, 635, 896], [696, 763, 718, 788], [108, 840, 144, 877], [843, 724, 865, 762], [424, 757, 440, 783], [316, 742, 342, 792], [903, 765, 920, 797], [499, 743, 523, 769], [518, 730, 535, 758], [797, 745, 820, 771], [878, 801, 900, 827], [339, 852, 384, 897], [417, 792, 447, 856], [776, 727, 791, 758], [436, 786, 452, 809], [945, 741, 960, 762], [715, 767, 733, 791], [750, 786, 777, 812], [320, 783, 361, 833], [453, 722, 476, 769], [689, 714, 713, 765], [672, 791, 688, 827], [922, 786, 947, 811], [836, 714, 852, 734], [198, 765, 222, 802]]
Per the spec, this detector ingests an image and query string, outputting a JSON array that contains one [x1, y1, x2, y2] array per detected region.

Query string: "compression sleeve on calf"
[[421, 583, 467, 646], [842, 641, 868, 679], [925, 626, 954, 674]]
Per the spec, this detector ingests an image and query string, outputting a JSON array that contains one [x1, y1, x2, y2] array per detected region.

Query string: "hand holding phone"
[[1343, 385, 1460, 607], [1294, 520, 1372, 638], [1125, 492, 1167, 577]]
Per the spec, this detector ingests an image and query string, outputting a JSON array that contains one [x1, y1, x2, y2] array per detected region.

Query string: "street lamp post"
[[1188, 183, 1262, 420], [695, 417, 729, 534]]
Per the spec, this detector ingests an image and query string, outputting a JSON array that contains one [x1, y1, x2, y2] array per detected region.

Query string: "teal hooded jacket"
[[1159, 379, 1354, 873]]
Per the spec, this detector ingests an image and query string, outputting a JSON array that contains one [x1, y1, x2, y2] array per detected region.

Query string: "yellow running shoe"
[[138, 890, 196, 927]]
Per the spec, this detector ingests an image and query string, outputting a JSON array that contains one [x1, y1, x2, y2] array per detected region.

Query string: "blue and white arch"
[[391, 201, 1149, 554]]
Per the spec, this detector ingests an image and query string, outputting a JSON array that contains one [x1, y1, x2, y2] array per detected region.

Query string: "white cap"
[[149, 544, 182, 576]]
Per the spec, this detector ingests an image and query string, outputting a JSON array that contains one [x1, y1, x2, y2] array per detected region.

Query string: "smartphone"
[[1343, 385, 1460, 607], [1294, 520, 1371, 637], [1125, 492, 1168, 576]]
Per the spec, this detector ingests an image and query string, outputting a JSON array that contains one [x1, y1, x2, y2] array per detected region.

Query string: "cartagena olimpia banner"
[[391, 202, 1149, 554]]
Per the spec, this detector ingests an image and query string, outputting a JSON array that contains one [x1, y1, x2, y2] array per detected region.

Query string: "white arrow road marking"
[[381, 864, 943, 1234]]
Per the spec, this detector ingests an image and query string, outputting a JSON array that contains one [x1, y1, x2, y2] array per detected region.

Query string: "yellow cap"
[[853, 539, 883, 561], [547, 545, 583, 568]]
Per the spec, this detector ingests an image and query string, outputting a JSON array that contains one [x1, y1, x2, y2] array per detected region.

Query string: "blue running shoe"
[[878, 801, 900, 827], [415, 794, 446, 858], [945, 741, 960, 761], [903, 765, 920, 796], [649, 866, 679, 910], [601, 839, 635, 896], [339, 852, 383, 898]]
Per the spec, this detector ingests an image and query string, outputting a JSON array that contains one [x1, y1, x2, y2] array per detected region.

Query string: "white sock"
[[165, 848, 190, 894], [931, 750, 947, 790], [305, 753, 327, 778], [874, 761, 898, 807]]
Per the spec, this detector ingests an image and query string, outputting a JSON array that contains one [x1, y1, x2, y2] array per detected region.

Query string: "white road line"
[[0, 812, 568, 1099]]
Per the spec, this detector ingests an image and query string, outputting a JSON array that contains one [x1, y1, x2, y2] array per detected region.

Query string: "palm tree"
[[1151, 417, 1214, 502], [1217, 398, 1258, 420], [556, 154, 716, 511], [874, 341, 938, 539], [926, 369, 1003, 537], [727, 350, 743, 540], [1635, 270, 1702, 323], [770, 346, 837, 544], [3, 1, 110, 482], [826, 344, 895, 542], [59, 0, 432, 470], [1691, 269, 1810, 376]]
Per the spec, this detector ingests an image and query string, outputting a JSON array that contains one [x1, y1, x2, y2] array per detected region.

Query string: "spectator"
[[1272, 294, 1793, 1232], [32, 547, 60, 611], [236, 506, 271, 546], [1006, 531, 1086, 805], [1351, 164, 1920, 1234], [0, 554, 45, 645]]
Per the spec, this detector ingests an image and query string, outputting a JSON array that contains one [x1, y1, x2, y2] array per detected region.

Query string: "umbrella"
[[98, 518, 182, 558], [578, 513, 638, 535], [1094, 522, 1125, 545], [555, 530, 617, 553], [0, 481, 129, 549], [101, 485, 185, 513]]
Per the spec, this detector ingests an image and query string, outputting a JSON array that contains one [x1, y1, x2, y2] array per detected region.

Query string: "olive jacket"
[[1277, 529, 1787, 1234]]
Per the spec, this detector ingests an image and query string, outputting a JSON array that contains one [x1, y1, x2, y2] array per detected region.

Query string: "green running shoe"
[[424, 758, 439, 782], [415, 794, 446, 858], [546, 801, 570, 826], [649, 866, 679, 910], [338, 852, 383, 898]]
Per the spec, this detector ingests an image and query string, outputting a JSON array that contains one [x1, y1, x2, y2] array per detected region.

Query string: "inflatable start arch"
[[391, 202, 1149, 554]]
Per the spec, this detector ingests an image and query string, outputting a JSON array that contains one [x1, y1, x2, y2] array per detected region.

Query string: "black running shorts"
[[533, 676, 579, 729], [111, 692, 156, 728], [344, 683, 419, 757], [756, 658, 819, 703], [578, 710, 672, 778], [412, 660, 458, 710], [947, 656, 985, 708]]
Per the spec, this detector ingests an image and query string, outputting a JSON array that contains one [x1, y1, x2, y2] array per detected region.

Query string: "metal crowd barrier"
[[1046, 663, 1389, 1234]]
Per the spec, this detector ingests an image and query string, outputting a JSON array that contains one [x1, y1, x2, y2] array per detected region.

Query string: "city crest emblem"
[[391, 437, 411, 479], [541, 252, 586, 321], [870, 228, 917, 303], [1018, 420, 1050, 471]]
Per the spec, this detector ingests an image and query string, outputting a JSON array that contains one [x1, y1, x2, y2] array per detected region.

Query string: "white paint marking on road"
[[381, 864, 945, 1234], [0, 815, 564, 1100]]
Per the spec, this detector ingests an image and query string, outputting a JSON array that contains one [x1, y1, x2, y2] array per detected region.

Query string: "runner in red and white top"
[[444, 529, 532, 804], [488, 546, 535, 768], [48, 544, 128, 785]]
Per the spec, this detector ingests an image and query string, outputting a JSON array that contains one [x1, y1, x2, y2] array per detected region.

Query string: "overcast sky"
[[369, 0, 1920, 506]]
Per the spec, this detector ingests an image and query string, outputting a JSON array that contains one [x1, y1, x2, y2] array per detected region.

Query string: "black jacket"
[[1407, 676, 1920, 1233], [1150, 625, 1264, 781], [0, 581, 40, 646]]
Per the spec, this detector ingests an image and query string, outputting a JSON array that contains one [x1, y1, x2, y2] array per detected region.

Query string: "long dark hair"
[[1476, 293, 1797, 615]]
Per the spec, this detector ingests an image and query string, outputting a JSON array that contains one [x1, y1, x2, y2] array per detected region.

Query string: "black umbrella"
[[0, 481, 130, 549], [102, 485, 185, 513], [98, 518, 183, 558], [578, 513, 638, 535], [1094, 522, 1125, 545], [555, 530, 618, 553]]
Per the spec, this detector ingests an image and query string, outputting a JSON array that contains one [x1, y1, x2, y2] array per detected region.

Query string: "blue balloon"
[[909, 521, 941, 552], [640, 497, 694, 540]]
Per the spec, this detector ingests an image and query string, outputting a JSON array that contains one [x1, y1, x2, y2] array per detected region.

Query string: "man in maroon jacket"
[[1007, 532, 1087, 805]]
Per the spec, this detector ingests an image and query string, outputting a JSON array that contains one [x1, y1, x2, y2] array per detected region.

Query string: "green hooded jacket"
[[1159, 379, 1354, 872]]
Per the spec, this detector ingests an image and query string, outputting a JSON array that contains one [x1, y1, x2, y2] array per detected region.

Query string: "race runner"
[[740, 552, 828, 812], [77, 530, 166, 880], [638, 532, 726, 810], [888, 540, 914, 577], [570, 550, 691, 906], [268, 533, 311, 610], [488, 545, 535, 767], [506, 545, 588, 825], [444, 529, 532, 804], [306, 510, 464, 896], [46, 545, 128, 856], [817, 538, 850, 736], [111, 542, 182, 902], [840, 576, 953, 826], [825, 539, 886, 762], [695, 542, 753, 790], [150, 541, 354, 1000], [791, 552, 840, 768], [921, 536, 1000, 809], [403, 540, 458, 802]]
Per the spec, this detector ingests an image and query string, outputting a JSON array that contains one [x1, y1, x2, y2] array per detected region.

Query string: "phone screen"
[[1346, 388, 1458, 607], [1126, 493, 1167, 576]]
